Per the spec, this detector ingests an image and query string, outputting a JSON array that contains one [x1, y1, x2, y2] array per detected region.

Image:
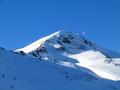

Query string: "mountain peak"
[[15, 31, 62, 53], [15, 31, 92, 53], [1, 31, 120, 90], [15, 31, 120, 59]]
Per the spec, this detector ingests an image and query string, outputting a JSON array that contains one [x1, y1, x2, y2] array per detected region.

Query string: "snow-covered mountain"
[[1, 31, 120, 90]]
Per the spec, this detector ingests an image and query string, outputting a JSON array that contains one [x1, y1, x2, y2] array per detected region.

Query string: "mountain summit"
[[16, 31, 96, 53], [16, 31, 120, 58], [1, 31, 120, 90], [15, 31, 120, 80]]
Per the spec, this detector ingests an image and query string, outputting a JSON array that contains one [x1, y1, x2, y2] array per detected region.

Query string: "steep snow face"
[[15, 31, 120, 81], [15, 31, 61, 53]]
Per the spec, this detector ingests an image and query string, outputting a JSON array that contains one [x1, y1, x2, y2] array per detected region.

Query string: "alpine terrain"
[[0, 31, 120, 90]]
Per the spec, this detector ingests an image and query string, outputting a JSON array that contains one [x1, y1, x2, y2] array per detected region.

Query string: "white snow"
[[64, 50, 120, 80], [15, 31, 120, 81], [15, 31, 61, 53], [1, 31, 120, 90], [1, 48, 120, 90]]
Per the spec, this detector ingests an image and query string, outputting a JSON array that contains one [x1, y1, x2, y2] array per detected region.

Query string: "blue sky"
[[0, 0, 120, 52]]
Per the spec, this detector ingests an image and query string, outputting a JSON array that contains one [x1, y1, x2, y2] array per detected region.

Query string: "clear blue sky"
[[0, 0, 120, 52]]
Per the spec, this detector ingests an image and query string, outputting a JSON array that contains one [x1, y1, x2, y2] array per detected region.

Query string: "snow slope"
[[15, 31, 61, 53], [1, 46, 120, 90], [65, 50, 120, 80], [1, 31, 120, 90], [15, 31, 120, 81]]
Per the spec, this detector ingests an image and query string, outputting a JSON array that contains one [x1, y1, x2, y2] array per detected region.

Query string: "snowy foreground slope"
[[1, 31, 120, 90]]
